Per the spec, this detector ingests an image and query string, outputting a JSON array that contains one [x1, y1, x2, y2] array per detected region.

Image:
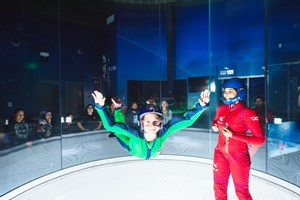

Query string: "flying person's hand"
[[111, 97, 122, 108], [92, 91, 106, 106], [199, 89, 210, 106]]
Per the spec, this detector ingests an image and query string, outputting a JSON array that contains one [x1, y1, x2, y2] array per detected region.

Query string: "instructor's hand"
[[212, 124, 219, 132]]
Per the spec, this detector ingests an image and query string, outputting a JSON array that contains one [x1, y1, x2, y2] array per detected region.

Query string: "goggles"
[[142, 120, 162, 127]]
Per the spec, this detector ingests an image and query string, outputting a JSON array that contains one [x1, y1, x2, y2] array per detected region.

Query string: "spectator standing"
[[253, 96, 275, 133], [160, 100, 172, 125], [125, 101, 139, 129]]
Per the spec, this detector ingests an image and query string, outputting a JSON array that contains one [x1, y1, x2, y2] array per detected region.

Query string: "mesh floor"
[[2, 156, 299, 200]]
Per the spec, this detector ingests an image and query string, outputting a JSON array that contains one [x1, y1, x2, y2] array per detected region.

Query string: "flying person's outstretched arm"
[[161, 89, 210, 139], [92, 91, 138, 137]]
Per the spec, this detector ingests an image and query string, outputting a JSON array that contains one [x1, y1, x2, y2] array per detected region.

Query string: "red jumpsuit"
[[212, 101, 265, 200]]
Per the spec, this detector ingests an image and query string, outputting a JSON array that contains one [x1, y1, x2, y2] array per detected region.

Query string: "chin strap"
[[223, 96, 240, 105]]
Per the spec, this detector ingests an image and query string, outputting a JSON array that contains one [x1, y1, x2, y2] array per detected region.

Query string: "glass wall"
[[0, 0, 62, 194], [0, 0, 299, 196], [266, 0, 300, 186]]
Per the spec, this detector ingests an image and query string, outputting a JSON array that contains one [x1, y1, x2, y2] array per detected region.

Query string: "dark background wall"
[[0, 0, 113, 119], [0, 0, 299, 122]]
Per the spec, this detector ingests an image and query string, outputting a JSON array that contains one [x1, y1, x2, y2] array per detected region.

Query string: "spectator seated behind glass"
[[6, 108, 34, 147], [105, 97, 124, 137], [62, 113, 79, 134], [125, 101, 139, 129], [36, 109, 58, 138], [0, 119, 9, 150], [77, 104, 102, 132], [160, 100, 172, 125]]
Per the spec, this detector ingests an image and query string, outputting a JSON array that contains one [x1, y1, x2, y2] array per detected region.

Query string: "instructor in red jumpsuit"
[[211, 78, 265, 200]]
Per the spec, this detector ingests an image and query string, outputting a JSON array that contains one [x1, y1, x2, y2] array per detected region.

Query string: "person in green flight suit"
[[92, 89, 210, 159]]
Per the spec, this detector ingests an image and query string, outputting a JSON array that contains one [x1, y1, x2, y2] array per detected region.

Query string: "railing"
[[1, 127, 299, 197]]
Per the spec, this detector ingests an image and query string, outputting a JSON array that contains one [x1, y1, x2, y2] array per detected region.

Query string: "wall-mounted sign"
[[218, 66, 236, 76]]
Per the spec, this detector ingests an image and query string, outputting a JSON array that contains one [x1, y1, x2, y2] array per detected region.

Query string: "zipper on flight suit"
[[223, 107, 232, 154]]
